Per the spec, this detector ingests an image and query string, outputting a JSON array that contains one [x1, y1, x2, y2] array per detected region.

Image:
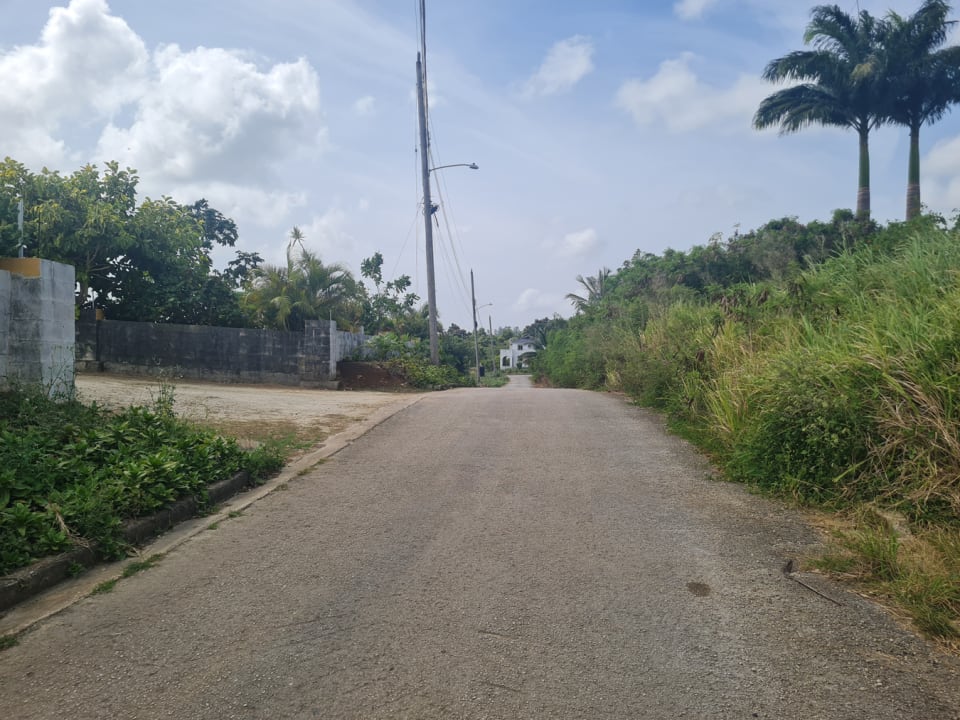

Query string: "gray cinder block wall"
[[0, 258, 76, 397], [76, 317, 366, 386]]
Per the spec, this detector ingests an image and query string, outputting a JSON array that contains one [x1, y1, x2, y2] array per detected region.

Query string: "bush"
[[0, 387, 281, 574]]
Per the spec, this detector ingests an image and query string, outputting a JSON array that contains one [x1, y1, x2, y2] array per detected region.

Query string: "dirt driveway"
[[75, 373, 420, 452]]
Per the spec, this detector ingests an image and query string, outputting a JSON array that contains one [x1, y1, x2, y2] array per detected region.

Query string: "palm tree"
[[878, 0, 960, 220], [566, 267, 612, 313], [243, 229, 359, 330], [754, 5, 885, 219]]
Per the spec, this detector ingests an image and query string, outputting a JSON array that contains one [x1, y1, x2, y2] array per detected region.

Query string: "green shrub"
[[0, 387, 280, 575]]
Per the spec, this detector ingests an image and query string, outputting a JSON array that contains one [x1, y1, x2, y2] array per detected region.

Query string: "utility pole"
[[489, 315, 495, 375], [471, 269, 480, 385], [416, 52, 440, 365]]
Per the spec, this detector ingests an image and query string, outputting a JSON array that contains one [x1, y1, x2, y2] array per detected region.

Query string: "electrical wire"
[[427, 126, 473, 308]]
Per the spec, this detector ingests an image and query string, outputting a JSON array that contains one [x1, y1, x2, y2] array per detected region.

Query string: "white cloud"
[[97, 45, 322, 187], [674, 0, 719, 20], [299, 206, 357, 262], [555, 228, 600, 258], [0, 0, 148, 167], [523, 35, 594, 98], [616, 52, 768, 133], [0, 0, 326, 244], [353, 95, 376, 116]]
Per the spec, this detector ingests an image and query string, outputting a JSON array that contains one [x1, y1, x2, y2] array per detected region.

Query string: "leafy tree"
[[359, 252, 420, 334], [439, 326, 474, 373], [754, 5, 885, 219], [0, 157, 258, 325], [189, 198, 239, 249], [521, 316, 568, 348], [878, 0, 960, 219], [43, 161, 139, 305]]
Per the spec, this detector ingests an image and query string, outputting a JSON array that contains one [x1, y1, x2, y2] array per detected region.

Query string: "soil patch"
[[75, 373, 415, 456], [339, 361, 414, 391]]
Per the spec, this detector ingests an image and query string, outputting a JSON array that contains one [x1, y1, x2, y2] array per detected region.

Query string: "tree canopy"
[[0, 157, 256, 326]]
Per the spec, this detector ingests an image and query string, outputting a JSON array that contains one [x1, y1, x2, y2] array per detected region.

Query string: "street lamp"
[[430, 163, 479, 172]]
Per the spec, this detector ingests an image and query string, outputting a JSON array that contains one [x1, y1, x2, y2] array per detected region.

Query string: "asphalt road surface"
[[2, 376, 959, 719]]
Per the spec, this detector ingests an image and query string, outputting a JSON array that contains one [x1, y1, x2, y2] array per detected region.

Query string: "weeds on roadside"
[[122, 554, 164, 578], [812, 508, 960, 641], [91, 579, 117, 595]]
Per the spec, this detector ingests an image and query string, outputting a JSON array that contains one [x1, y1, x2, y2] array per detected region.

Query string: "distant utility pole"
[[416, 52, 440, 365], [471, 269, 480, 385], [489, 315, 495, 375]]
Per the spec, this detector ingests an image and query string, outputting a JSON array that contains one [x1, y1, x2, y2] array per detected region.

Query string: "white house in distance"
[[499, 337, 537, 370]]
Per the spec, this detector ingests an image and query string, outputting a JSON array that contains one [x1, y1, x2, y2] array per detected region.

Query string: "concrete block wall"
[[77, 317, 367, 386], [0, 259, 76, 397]]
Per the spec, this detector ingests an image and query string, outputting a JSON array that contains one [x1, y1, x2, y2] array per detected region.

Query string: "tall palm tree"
[[879, 0, 960, 220], [566, 267, 612, 313], [754, 5, 884, 219]]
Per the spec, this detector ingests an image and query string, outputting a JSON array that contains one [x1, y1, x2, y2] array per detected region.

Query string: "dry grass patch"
[[805, 506, 960, 651]]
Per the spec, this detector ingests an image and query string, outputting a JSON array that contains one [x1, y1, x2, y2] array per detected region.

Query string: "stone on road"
[[1, 376, 958, 719]]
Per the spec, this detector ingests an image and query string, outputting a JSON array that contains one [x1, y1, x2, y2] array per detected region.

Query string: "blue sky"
[[1, 0, 959, 330]]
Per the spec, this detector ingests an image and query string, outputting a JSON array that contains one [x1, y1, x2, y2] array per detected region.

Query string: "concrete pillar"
[[0, 258, 76, 397]]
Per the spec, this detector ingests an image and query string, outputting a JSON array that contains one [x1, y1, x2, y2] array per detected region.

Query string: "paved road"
[[2, 377, 959, 719]]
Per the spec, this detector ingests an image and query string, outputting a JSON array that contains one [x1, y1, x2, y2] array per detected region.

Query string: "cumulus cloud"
[[555, 228, 600, 258], [674, 0, 720, 20], [96, 45, 322, 187], [616, 52, 768, 133], [0, 0, 326, 244], [523, 35, 594, 98], [0, 0, 148, 166]]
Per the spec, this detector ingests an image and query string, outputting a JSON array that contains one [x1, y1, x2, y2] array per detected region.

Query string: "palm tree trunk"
[[906, 123, 921, 221], [856, 127, 871, 220]]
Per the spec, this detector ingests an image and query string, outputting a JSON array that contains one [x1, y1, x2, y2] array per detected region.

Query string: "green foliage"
[[479, 374, 510, 388], [540, 216, 960, 514], [359, 252, 420, 334], [532, 321, 605, 389], [0, 386, 280, 575], [0, 157, 253, 326], [241, 228, 360, 331], [121, 553, 164, 578], [364, 331, 468, 389]]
